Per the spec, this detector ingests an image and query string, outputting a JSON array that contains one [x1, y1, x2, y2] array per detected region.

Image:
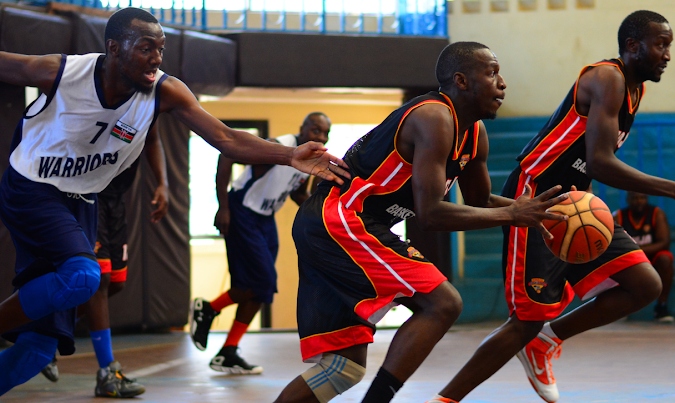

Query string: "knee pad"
[[20, 256, 100, 319], [300, 354, 366, 403], [0, 332, 58, 395]]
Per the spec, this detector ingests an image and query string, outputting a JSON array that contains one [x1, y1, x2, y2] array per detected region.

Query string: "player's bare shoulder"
[[576, 64, 625, 115]]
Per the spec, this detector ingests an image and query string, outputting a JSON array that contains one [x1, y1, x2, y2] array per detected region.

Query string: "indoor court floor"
[[2, 320, 675, 402]]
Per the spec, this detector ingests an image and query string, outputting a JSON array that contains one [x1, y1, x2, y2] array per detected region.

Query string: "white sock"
[[541, 322, 559, 340]]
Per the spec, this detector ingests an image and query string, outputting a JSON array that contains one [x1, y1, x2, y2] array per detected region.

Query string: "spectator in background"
[[615, 192, 674, 322]]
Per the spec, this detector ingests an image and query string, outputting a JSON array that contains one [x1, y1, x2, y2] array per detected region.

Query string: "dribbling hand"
[[510, 184, 569, 239]]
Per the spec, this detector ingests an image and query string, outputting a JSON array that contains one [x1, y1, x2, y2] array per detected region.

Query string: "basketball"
[[542, 191, 614, 264]]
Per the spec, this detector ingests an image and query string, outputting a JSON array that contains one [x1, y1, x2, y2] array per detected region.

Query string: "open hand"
[[511, 184, 568, 239], [291, 141, 350, 184]]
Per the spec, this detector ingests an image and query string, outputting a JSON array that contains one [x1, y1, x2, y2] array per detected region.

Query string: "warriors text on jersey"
[[516, 58, 643, 192], [9, 53, 165, 194], [337, 91, 480, 227], [230, 134, 309, 216]]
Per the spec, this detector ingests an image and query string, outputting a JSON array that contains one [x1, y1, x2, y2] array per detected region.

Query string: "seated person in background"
[[614, 191, 674, 322]]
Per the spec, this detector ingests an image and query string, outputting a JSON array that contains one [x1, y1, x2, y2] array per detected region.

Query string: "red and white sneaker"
[[425, 396, 459, 403], [516, 332, 562, 403]]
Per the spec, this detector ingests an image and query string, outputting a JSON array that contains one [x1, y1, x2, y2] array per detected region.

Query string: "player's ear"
[[453, 72, 469, 90], [625, 37, 640, 56], [106, 39, 119, 56]]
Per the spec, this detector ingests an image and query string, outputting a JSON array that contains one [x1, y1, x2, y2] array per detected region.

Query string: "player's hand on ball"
[[511, 184, 568, 239]]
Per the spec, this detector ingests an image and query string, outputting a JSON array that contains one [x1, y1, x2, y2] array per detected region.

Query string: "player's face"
[[627, 193, 648, 213], [298, 116, 331, 145], [469, 49, 506, 120], [635, 22, 672, 83], [118, 19, 165, 93]]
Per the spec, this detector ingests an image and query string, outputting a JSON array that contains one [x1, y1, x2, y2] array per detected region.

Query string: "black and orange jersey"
[[615, 204, 659, 246], [517, 59, 643, 192], [330, 91, 480, 227]]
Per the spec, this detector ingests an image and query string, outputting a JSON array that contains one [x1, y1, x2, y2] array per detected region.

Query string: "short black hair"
[[436, 41, 490, 90], [618, 10, 668, 54], [302, 112, 330, 127], [105, 7, 159, 43]]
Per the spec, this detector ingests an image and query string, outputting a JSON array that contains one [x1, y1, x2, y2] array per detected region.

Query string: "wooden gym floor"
[[2, 320, 675, 402]]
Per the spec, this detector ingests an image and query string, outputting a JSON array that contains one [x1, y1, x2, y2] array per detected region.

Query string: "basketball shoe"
[[654, 304, 674, 323], [209, 346, 263, 375], [190, 297, 219, 351], [95, 361, 145, 398], [425, 396, 459, 403], [40, 356, 59, 382], [516, 332, 562, 403]]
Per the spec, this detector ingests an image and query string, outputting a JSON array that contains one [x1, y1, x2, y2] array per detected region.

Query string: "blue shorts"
[[0, 166, 97, 355], [225, 190, 278, 304]]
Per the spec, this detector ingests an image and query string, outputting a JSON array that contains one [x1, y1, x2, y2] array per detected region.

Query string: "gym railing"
[[45, 0, 448, 37]]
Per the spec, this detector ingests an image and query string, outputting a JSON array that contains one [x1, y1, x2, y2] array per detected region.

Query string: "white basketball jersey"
[[9, 53, 164, 194], [231, 134, 309, 216]]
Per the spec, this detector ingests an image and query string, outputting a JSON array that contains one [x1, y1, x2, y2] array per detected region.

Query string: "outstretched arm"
[[0, 52, 61, 94], [144, 124, 169, 223], [582, 66, 675, 198], [401, 104, 567, 236], [158, 76, 349, 184]]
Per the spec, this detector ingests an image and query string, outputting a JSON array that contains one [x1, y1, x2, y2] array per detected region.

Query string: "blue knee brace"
[[0, 332, 58, 396], [19, 256, 100, 320]]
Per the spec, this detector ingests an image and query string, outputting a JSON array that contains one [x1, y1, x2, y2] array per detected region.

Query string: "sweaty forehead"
[[647, 21, 673, 40], [474, 48, 499, 67], [128, 19, 164, 41]]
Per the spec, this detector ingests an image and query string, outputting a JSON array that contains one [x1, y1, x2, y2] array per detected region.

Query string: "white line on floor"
[[126, 358, 192, 378]]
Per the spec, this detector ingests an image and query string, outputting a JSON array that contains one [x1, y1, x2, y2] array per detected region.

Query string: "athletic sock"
[[211, 291, 234, 313], [224, 320, 249, 347], [91, 328, 114, 368], [541, 322, 559, 340], [361, 367, 404, 403]]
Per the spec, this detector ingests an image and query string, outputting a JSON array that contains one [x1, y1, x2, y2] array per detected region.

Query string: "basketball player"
[[190, 112, 331, 375], [430, 10, 672, 403], [39, 124, 168, 398], [615, 192, 674, 322], [0, 7, 347, 396], [274, 42, 569, 403]]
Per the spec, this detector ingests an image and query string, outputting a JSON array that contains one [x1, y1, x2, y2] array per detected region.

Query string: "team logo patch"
[[110, 120, 138, 143], [459, 154, 470, 170], [407, 246, 424, 259], [643, 224, 651, 233], [528, 278, 548, 294]]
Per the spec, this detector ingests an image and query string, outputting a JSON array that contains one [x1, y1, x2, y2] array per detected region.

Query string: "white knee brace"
[[301, 354, 366, 403]]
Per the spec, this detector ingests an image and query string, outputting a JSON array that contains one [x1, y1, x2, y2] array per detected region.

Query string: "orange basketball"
[[542, 191, 614, 264]]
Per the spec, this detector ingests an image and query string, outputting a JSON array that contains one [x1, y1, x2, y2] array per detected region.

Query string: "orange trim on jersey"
[[470, 122, 480, 158], [340, 151, 412, 213], [572, 250, 649, 298], [627, 209, 646, 231], [519, 108, 587, 179], [98, 259, 112, 274], [110, 267, 128, 283], [300, 325, 375, 362]]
